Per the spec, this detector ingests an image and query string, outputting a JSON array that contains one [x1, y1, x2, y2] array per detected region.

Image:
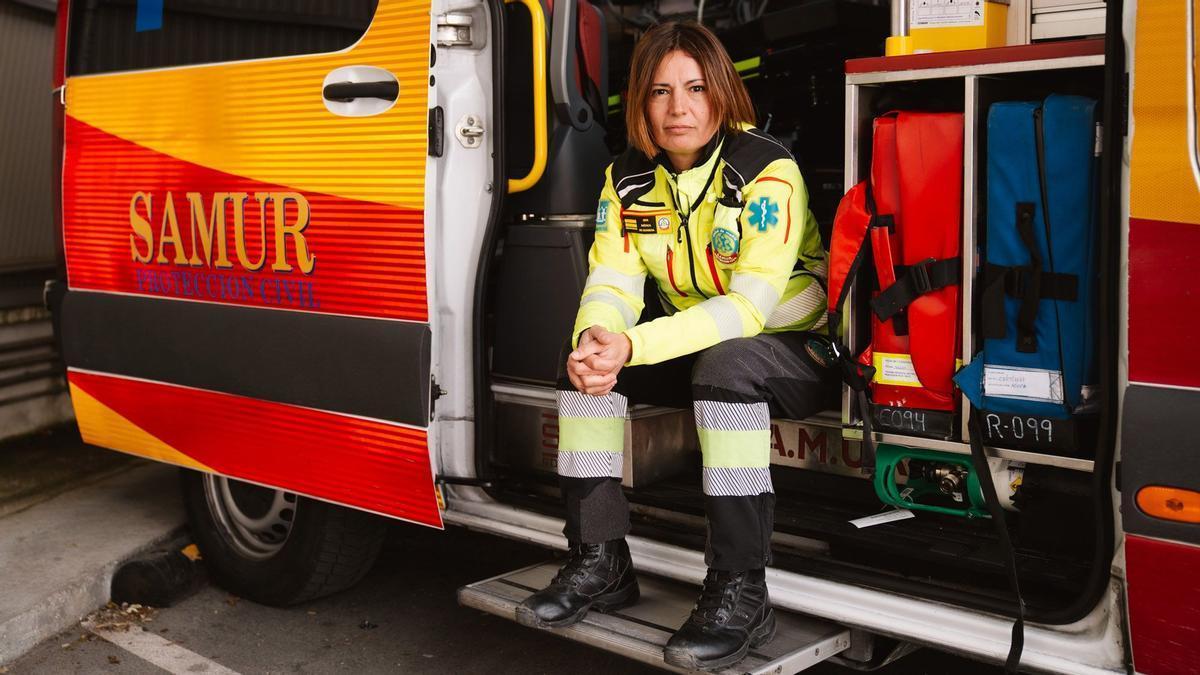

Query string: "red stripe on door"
[[1129, 217, 1200, 387], [1125, 534, 1200, 674], [69, 370, 442, 527], [63, 116, 427, 322]]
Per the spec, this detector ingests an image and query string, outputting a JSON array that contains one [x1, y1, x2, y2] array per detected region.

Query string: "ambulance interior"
[[479, 0, 1118, 635]]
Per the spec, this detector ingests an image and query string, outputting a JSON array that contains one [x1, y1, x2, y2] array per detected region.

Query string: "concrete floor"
[[11, 522, 1001, 674], [1, 427, 1002, 673]]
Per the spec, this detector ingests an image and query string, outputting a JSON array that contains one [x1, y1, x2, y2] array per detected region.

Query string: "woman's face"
[[646, 50, 718, 171]]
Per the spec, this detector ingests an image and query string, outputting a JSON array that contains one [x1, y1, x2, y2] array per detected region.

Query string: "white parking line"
[[84, 621, 241, 675]]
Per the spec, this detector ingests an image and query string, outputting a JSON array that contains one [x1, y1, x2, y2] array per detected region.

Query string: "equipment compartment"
[[840, 40, 1108, 472], [964, 68, 1107, 458]]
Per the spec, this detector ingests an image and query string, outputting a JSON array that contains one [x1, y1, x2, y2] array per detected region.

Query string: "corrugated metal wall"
[[0, 0, 56, 272], [0, 0, 71, 442]]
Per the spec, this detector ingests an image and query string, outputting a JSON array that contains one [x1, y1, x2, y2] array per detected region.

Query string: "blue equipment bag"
[[956, 94, 1099, 454]]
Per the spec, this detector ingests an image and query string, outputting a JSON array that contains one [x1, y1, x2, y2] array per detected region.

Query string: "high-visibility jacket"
[[572, 127, 827, 365]]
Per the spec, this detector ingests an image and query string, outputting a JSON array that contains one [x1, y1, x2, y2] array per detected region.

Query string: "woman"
[[516, 21, 835, 670]]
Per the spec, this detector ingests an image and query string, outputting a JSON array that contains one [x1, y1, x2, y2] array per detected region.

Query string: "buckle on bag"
[[910, 258, 936, 295]]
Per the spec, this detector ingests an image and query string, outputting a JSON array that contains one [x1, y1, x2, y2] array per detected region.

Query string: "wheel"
[[180, 469, 387, 606]]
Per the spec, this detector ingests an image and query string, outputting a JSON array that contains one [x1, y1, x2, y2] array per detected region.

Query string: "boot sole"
[[515, 581, 641, 630], [663, 608, 777, 672]]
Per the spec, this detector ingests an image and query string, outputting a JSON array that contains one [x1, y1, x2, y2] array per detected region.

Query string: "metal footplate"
[[457, 562, 851, 674]]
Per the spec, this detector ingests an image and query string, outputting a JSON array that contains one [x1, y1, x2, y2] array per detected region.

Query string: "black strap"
[[856, 389, 876, 472], [821, 310, 876, 474], [966, 410, 1026, 674], [870, 256, 961, 322], [1013, 203, 1043, 353], [981, 263, 1079, 341]]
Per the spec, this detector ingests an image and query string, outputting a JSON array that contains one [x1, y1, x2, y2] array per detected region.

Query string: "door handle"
[[321, 66, 400, 117], [322, 80, 399, 102]]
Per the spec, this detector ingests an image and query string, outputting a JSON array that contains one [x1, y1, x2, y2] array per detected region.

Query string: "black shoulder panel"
[[719, 128, 795, 198], [610, 147, 658, 209]]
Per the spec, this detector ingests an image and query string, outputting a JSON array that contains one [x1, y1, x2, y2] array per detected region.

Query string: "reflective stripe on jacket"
[[573, 127, 828, 366]]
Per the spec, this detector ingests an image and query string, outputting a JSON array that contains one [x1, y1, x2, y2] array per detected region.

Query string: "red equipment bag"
[[827, 112, 964, 438]]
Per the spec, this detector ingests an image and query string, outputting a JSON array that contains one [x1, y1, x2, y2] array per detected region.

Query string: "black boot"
[[515, 539, 639, 629], [663, 568, 776, 671]]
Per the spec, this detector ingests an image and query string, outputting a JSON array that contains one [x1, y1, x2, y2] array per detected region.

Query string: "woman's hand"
[[566, 326, 633, 397]]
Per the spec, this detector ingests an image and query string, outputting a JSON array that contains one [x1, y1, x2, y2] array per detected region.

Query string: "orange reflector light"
[[1136, 486, 1200, 524]]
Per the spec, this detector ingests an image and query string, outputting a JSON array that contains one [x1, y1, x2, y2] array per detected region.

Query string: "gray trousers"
[[557, 332, 837, 570]]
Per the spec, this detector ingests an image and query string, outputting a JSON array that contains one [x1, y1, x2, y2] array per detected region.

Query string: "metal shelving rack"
[[839, 40, 1106, 474]]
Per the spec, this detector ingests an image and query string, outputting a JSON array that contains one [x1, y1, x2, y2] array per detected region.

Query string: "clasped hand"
[[566, 326, 632, 397]]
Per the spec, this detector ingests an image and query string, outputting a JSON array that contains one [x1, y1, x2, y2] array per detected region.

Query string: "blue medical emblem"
[[747, 197, 779, 232], [711, 227, 740, 264], [595, 199, 610, 232]]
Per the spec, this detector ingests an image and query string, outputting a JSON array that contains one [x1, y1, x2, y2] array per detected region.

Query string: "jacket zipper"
[[705, 245, 726, 295], [665, 248, 687, 297], [677, 221, 710, 299], [665, 165, 716, 301]]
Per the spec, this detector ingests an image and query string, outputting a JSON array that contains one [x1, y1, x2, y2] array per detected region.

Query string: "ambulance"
[[48, 0, 1199, 672]]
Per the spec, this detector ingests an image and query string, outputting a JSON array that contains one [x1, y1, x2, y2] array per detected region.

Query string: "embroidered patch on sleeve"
[[747, 197, 779, 232], [595, 199, 610, 232]]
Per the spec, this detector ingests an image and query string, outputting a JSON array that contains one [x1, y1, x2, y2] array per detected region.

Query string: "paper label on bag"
[[873, 352, 922, 387], [984, 365, 1065, 404]]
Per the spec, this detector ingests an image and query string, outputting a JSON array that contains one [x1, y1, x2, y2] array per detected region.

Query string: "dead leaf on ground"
[[107, 655, 120, 664], [84, 602, 159, 632]]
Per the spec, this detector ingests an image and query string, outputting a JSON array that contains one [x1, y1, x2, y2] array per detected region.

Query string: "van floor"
[[488, 467, 1095, 620]]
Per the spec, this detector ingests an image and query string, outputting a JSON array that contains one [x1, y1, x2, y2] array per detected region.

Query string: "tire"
[[180, 469, 387, 606]]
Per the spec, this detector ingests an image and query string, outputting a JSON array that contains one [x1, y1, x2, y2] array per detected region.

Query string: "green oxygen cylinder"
[[872, 444, 1024, 518]]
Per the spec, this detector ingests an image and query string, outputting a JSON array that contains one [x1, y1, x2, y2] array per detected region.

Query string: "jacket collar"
[[654, 131, 723, 179]]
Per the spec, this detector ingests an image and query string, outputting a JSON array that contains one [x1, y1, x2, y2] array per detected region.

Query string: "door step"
[[458, 562, 851, 673]]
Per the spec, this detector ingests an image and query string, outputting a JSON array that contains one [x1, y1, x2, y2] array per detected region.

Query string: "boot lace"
[[551, 543, 602, 587], [692, 570, 740, 623]]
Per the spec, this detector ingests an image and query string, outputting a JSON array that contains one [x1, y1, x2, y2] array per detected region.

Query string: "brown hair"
[[624, 21, 756, 159]]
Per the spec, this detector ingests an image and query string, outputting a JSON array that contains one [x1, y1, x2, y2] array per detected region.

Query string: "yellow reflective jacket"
[[573, 127, 828, 366]]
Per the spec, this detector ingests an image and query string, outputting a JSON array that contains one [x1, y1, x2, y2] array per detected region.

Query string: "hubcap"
[[202, 475, 297, 560]]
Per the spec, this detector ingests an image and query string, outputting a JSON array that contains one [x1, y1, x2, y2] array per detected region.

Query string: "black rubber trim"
[[59, 291, 430, 426], [1120, 384, 1200, 546], [1034, 3, 1122, 626], [474, 0, 507, 482]]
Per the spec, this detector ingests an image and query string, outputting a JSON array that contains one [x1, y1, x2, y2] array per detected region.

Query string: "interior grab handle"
[[505, 0, 548, 194], [549, 0, 592, 130], [323, 81, 399, 102]]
